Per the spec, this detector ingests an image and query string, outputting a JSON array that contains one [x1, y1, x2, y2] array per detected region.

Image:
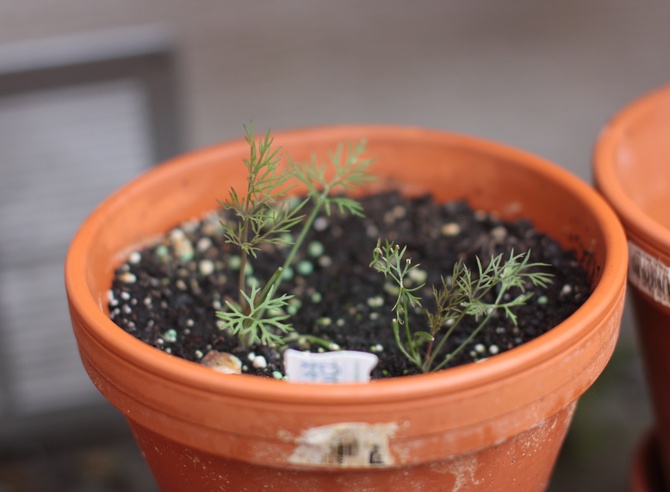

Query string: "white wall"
[[2, 0, 669, 180]]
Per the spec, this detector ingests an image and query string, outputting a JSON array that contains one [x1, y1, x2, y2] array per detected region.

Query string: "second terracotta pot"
[[67, 126, 627, 490], [595, 85, 670, 484]]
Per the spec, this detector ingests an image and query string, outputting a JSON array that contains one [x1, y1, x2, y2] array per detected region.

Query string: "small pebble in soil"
[[318, 256, 333, 268], [252, 355, 267, 369], [408, 268, 428, 285], [200, 351, 242, 374], [384, 282, 400, 296], [441, 223, 461, 236], [310, 292, 322, 303], [314, 217, 329, 231], [169, 228, 185, 241], [392, 205, 406, 219], [281, 267, 294, 281], [307, 241, 325, 258], [163, 329, 178, 343], [199, 259, 215, 276], [297, 261, 314, 276], [490, 226, 507, 241], [367, 296, 384, 308], [175, 242, 195, 263], [228, 255, 242, 270], [474, 210, 488, 221], [196, 237, 212, 252], [155, 245, 169, 259], [119, 272, 136, 284]]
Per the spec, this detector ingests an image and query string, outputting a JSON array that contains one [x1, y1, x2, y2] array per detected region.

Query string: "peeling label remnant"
[[628, 241, 670, 308], [289, 422, 398, 467]]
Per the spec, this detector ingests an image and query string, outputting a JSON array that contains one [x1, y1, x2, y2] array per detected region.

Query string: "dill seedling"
[[370, 240, 554, 373], [216, 124, 374, 347]]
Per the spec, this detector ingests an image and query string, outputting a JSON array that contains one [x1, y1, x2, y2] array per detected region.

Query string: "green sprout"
[[370, 240, 554, 373], [216, 123, 374, 347]]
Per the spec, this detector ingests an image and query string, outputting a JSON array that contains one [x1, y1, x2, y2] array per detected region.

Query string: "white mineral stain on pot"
[[429, 453, 481, 492]]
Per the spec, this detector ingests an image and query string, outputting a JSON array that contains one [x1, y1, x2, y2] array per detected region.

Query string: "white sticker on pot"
[[628, 241, 670, 308], [284, 349, 378, 383], [288, 422, 397, 467]]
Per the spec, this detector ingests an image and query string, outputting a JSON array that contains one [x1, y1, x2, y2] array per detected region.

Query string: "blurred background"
[[0, 1, 667, 490]]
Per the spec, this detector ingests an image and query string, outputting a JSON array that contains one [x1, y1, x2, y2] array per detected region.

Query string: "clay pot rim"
[[66, 124, 627, 405], [594, 84, 670, 262]]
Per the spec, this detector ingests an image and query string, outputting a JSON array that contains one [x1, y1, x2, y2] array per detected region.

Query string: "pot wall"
[[128, 405, 576, 491], [67, 125, 627, 489]]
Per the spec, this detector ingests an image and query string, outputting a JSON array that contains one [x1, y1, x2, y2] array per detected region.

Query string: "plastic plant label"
[[284, 349, 378, 383]]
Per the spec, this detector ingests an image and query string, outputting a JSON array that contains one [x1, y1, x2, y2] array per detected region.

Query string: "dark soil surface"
[[109, 191, 591, 379]]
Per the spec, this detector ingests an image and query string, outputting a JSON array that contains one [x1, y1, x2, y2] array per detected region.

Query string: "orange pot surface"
[[594, 85, 670, 264], [67, 125, 627, 490]]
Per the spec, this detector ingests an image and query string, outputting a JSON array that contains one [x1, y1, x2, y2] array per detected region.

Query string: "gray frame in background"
[[0, 24, 182, 163], [0, 25, 182, 448]]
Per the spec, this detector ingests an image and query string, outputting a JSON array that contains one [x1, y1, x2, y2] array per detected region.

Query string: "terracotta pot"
[[594, 85, 670, 482], [630, 431, 668, 492], [66, 126, 627, 490]]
